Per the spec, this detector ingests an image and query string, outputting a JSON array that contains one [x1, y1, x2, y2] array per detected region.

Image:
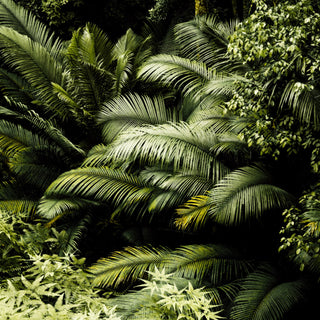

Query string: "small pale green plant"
[[110, 267, 224, 319], [0, 254, 121, 319]]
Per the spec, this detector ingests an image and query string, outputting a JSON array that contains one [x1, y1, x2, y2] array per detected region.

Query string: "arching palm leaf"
[[113, 28, 152, 95], [0, 26, 68, 119], [38, 167, 155, 220], [66, 23, 115, 115], [0, 120, 50, 159], [89, 246, 171, 289], [10, 146, 70, 191], [280, 79, 320, 127], [207, 165, 294, 226], [138, 54, 217, 98], [230, 265, 309, 320], [0, 103, 85, 162], [97, 92, 180, 143], [89, 244, 253, 292], [166, 244, 253, 285], [0, 0, 64, 53], [67, 23, 114, 70], [0, 68, 34, 104], [174, 14, 242, 72], [0, 199, 37, 218], [141, 168, 215, 213], [175, 195, 210, 231], [84, 122, 229, 181]]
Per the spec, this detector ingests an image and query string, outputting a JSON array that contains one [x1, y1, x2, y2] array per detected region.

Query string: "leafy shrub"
[[110, 267, 224, 319], [0, 254, 121, 319]]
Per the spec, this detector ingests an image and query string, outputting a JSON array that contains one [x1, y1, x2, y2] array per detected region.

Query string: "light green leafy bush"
[[0, 254, 121, 319], [279, 183, 320, 275], [227, 0, 320, 170], [111, 267, 224, 319]]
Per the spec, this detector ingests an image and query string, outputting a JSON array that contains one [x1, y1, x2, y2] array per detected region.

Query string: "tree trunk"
[[195, 0, 208, 16]]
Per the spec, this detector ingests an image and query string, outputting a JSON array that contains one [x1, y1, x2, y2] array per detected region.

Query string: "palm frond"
[[97, 92, 180, 143], [138, 54, 217, 97], [203, 73, 246, 98], [186, 96, 241, 135], [0, 68, 33, 103], [38, 196, 98, 221], [86, 122, 229, 181], [0, 179, 24, 200], [66, 24, 115, 113], [88, 246, 171, 289], [280, 79, 320, 127], [230, 265, 309, 320], [166, 244, 253, 285], [142, 168, 214, 213], [0, 104, 85, 163], [174, 15, 241, 72], [81, 143, 109, 167], [67, 23, 114, 70], [142, 167, 214, 197], [0, 0, 64, 54], [10, 146, 69, 191], [112, 28, 150, 95], [0, 26, 67, 118], [207, 165, 294, 226], [0, 120, 50, 159], [0, 199, 37, 217], [54, 214, 91, 255], [175, 195, 210, 231], [210, 132, 250, 167], [38, 167, 154, 219]]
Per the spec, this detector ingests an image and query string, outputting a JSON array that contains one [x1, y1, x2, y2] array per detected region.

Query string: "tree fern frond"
[[89, 246, 171, 289], [230, 265, 309, 320], [98, 92, 180, 143], [208, 165, 294, 226], [175, 195, 210, 231]]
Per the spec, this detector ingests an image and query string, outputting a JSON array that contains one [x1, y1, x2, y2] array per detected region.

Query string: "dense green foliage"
[[0, 0, 319, 318]]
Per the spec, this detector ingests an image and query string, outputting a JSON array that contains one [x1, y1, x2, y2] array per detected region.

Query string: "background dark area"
[[14, 0, 239, 40]]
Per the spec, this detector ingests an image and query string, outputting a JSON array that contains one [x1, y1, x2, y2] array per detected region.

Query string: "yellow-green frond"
[[175, 195, 210, 231], [89, 246, 171, 289]]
